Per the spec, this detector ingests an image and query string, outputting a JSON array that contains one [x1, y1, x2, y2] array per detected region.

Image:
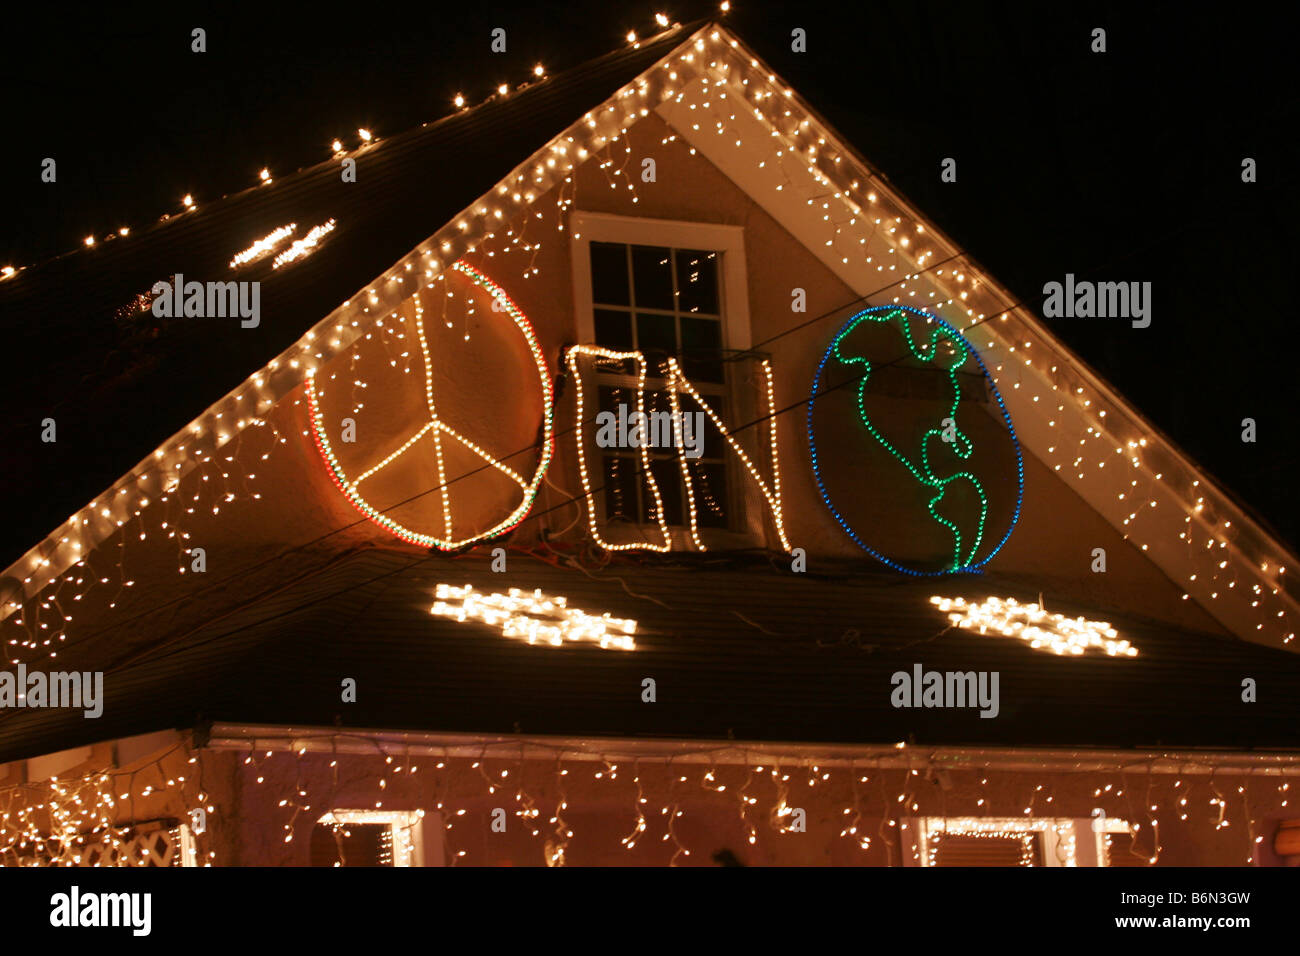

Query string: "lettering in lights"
[[565, 345, 791, 554], [307, 267, 1108, 657]]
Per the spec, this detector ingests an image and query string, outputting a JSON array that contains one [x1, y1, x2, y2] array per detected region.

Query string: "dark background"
[[1, 0, 1295, 552]]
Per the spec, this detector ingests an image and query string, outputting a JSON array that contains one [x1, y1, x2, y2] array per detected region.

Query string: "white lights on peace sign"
[[307, 261, 555, 549]]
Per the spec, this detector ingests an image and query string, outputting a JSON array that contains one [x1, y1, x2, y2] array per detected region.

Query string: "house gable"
[[1, 22, 1294, 664], [643, 27, 1298, 647]]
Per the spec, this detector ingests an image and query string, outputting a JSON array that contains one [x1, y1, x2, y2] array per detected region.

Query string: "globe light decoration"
[[808, 305, 1023, 575], [432, 584, 636, 650], [930, 595, 1138, 657]]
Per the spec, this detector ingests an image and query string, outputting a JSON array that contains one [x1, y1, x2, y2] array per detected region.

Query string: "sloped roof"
[[5, 23, 1296, 651], [3, 21, 1299, 774], [0, 23, 695, 570], [0, 548, 1296, 765]]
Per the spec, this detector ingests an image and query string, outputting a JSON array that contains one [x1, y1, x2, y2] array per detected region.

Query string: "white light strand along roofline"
[[202, 725, 1300, 775], [0, 25, 703, 616], [652, 28, 1299, 647], [5, 22, 1293, 650]]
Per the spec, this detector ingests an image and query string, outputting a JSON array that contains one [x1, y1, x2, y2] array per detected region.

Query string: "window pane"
[[636, 312, 677, 375], [590, 242, 630, 306], [680, 316, 724, 383], [643, 388, 675, 416], [631, 244, 675, 310], [602, 455, 639, 523], [632, 390, 679, 455], [597, 384, 628, 415], [674, 249, 720, 314], [593, 308, 633, 351], [689, 460, 729, 528], [648, 457, 684, 526], [309, 822, 390, 867]]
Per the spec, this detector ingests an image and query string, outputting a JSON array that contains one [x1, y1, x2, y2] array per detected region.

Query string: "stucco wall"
[[30, 106, 1228, 667], [431, 111, 1224, 634], [208, 747, 1295, 867]]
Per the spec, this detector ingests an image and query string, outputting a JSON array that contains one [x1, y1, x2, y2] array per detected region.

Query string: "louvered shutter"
[[310, 821, 393, 866], [1105, 832, 1153, 866], [931, 832, 1042, 866]]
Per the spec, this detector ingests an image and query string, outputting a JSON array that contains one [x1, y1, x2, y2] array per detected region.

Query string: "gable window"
[[571, 213, 767, 547], [589, 241, 728, 529], [588, 242, 726, 383]]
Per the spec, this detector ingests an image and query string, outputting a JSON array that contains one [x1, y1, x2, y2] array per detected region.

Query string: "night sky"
[[2, 1, 1296, 548]]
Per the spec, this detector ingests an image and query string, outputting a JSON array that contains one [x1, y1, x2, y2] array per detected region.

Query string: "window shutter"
[[932, 832, 1042, 866], [1105, 832, 1153, 866], [1274, 819, 1300, 857], [310, 821, 393, 867]]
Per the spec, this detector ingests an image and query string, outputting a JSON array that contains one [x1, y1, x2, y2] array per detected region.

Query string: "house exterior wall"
[[3, 75, 1273, 871], [0, 735, 208, 866], [337, 109, 1219, 634], [4, 31, 1296, 878], [3, 737, 1294, 867], [198, 747, 1295, 867], [3, 103, 1225, 675]]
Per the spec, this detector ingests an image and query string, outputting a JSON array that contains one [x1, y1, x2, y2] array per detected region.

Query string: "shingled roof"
[[4, 21, 1298, 770], [1, 548, 1297, 764], [0, 24, 694, 570]]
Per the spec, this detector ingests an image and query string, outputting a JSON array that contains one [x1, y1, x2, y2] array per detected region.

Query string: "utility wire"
[[18, 150, 1275, 651]]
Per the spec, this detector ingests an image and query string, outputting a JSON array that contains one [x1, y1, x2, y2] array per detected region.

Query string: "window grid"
[[596, 383, 730, 530], [590, 241, 730, 531]]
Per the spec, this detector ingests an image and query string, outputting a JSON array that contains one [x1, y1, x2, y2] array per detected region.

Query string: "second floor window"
[[588, 241, 731, 531], [589, 241, 724, 383]]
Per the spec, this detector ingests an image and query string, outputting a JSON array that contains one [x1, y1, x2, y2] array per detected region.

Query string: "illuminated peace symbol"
[[306, 261, 555, 548]]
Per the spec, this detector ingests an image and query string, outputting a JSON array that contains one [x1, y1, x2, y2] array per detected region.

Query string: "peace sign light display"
[[307, 261, 555, 550]]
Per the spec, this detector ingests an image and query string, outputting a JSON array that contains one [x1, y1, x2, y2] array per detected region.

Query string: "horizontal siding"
[[2, 549, 1299, 762]]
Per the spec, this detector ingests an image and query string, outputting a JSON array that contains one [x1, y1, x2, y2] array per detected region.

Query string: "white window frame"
[[316, 809, 440, 867], [907, 816, 1136, 867], [571, 211, 752, 351], [178, 822, 199, 867], [1096, 816, 1149, 867], [570, 211, 774, 548]]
